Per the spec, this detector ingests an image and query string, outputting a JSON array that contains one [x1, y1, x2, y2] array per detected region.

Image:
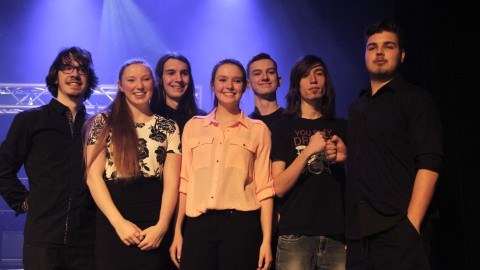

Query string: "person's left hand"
[[137, 224, 166, 251], [325, 135, 347, 163], [257, 242, 272, 270]]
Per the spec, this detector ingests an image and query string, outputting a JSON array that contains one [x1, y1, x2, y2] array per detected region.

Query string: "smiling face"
[[211, 63, 246, 108], [118, 63, 155, 110], [162, 58, 190, 107], [365, 31, 405, 82], [299, 64, 326, 102], [56, 60, 88, 101], [247, 59, 281, 97]]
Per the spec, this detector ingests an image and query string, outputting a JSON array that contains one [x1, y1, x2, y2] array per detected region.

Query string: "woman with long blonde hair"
[[84, 58, 181, 269]]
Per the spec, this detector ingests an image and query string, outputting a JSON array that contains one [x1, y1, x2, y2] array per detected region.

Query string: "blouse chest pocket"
[[229, 137, 256, 153], [191, 136, 214, 170], [226, 137, 256, 169]]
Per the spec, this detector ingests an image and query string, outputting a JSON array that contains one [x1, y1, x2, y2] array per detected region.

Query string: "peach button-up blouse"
[[180, 109, 274, 217]]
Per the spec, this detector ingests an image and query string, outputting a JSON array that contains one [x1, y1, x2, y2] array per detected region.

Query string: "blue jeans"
[[276, 235, 346, 270]]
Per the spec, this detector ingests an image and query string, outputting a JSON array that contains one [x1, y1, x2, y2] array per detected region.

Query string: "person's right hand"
[[112, 218, 143, 246], [169, 233, 183, 269], [304, 131, 327, 156]]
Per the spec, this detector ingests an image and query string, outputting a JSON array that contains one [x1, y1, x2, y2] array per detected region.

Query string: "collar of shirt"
[[360, 74, 405, 98], [49, 98, 86, 117], [194, 107, 253, 129], [160, 104, 179, 119]]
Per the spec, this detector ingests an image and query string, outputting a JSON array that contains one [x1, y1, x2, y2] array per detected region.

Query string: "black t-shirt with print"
[[271, 115, 347, 237]]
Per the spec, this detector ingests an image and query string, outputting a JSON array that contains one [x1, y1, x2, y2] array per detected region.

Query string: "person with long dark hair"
[[84, 59, 181, 269], [150, 53, 206, 134], [270, 55, 347, 270], [169, 59, 275, 270]]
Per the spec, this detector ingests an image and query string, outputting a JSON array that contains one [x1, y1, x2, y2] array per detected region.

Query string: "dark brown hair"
[[149, 53, 201, 117], [285, 55, 336, 119], [210, 59, 247, 107], [45, 46, 99, 100]]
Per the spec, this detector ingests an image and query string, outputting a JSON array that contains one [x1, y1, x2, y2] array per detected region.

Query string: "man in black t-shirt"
[[246, 52, 285, 269], [271, 55, 347, 270], [247, 52, 284, 128]]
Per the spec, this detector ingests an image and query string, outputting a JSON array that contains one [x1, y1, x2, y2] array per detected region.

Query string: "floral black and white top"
[[87, 113, 181, 181]]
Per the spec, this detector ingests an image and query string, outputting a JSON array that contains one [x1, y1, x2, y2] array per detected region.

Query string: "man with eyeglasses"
[[0, 46, 99, 269]]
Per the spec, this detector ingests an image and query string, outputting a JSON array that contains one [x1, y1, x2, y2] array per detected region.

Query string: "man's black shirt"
[[153, 104, 206, 135], [249, 107, 284, 129], [0, 99, 95, 247], [346, 75, 443, 239]]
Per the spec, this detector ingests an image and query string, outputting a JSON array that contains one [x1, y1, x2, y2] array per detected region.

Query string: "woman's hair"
[[210, 58, 247, 107], [284, 54, 336, 119], [149, 53, 200, 117], [84, 58, 155, 180], [46, 46, 99, 100]]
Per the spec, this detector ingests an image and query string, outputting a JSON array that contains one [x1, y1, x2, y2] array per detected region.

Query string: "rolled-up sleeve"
[[410, 90, 444, 173], [254, 123, 275, 201]]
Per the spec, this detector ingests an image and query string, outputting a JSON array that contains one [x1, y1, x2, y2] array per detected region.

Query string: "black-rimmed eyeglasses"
[[59, 64, 88, 75]]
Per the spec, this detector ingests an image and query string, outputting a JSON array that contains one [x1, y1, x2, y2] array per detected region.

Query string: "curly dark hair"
[[45, 46, 99, 100]]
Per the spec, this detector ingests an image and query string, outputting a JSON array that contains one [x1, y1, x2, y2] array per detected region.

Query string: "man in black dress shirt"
[[0, 46, 99, 269], [345, 20, 443, 269]]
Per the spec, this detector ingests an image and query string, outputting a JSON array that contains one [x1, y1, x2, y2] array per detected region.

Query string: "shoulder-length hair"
[[84, 58, 155, 180], [46, 46, 99, 100], [285, 55, 336, 119], [149, 53, 200, 117]]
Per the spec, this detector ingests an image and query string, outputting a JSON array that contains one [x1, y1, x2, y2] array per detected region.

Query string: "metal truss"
[[0, 83, 118, 114]]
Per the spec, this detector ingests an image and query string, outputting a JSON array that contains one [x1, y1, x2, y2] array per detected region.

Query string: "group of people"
[[0, 19, 443, 270]]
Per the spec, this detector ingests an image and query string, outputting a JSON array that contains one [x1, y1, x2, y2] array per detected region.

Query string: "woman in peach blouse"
[[170, 59, 274, 270]]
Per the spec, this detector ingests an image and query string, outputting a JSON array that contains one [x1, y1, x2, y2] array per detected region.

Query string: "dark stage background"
[[0, 0, 478, 269]]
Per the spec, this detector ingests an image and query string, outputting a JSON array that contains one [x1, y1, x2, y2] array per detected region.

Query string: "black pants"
[[95, 178, 174, 270], [181, 210, 262, 270], [23, 244, 95, 270], [346, 217, 430, 270]]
